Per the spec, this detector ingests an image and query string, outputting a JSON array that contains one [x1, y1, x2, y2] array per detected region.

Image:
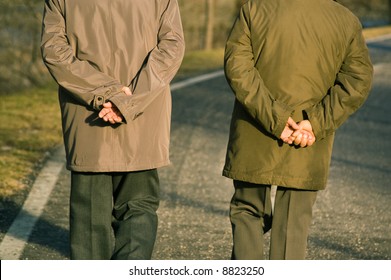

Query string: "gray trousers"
[[70, 169, 159, 260], [230, 180, 317, 260]]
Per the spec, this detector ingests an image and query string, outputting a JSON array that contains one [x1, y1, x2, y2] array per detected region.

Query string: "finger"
[[288, 136, 296, 144], [284, 134, 296, 144], [300, 134, 309, 148], [307, 137, 316, 147], [293, 133, 303, 146], [307, 132, 315, 143], [108, 112, 120, 124], [280, 127, 294, 140], [292, 129, 302, 138], [282, 137, 290, 144], [303, 131, 313, 141], [109, 110, 123, 123], [287, 117, 300, 130], [124, 88, 132, 96], [99, 108, 111, 118], [102, 102, 113, 108], [103, 111, 115, 122], [114, 116, 122, 123], [122, 86, 132, 96]]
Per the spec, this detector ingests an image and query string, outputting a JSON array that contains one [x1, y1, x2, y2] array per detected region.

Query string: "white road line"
[[0, 70, 225, 260], [0, 148, 64, 260], [0, 31, 388, 256], [366, 33, 391, 43], [171, 70, 224, 91]]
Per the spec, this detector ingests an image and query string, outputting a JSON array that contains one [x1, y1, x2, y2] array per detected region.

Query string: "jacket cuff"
[[92, 95, 106, 110], [92, 85, 124, 111], [271, 99, 293, 138], [304, 107, 325, 140], [109, 94, 142, 123]]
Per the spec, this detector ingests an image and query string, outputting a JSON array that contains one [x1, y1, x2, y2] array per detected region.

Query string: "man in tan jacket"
[[224, 0, 373, 259], [41, 0, 185, 259]]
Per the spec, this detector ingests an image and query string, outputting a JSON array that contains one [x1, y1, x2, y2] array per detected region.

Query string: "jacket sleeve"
[[304, 27, 373, 140], [40, 0, 124, 111], [109, 0, 185, 122], [224, 4, 293, 138]]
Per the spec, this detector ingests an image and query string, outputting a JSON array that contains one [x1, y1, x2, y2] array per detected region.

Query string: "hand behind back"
[[98, 86, 132, 124], [280, 118, 316, 148]]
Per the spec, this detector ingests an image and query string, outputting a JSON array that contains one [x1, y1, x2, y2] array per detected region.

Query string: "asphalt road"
[[1, 36, 391, 260]]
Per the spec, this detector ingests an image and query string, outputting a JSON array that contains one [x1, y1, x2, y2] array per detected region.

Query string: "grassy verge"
[[0, 49, 225, 198], [0, 26, 390, 198], [0, 85, 63, 197], [363, 25, 391, 39], [175, 48, 224, 79]]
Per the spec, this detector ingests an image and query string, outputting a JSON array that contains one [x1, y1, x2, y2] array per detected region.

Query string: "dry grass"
[[0, 85, 62, 197], [363, 25, 391, 39]]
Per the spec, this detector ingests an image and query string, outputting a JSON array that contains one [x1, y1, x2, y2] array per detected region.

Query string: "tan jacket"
[[223, 0, 373, 190], [41, 0, 185, 172]]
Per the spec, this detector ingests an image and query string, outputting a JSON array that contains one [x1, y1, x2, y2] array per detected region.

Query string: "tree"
[[0, 0, 50, 93], [204, 0, 215, 50], [389, 0, 391, 23], [0, 0, 389, 93]]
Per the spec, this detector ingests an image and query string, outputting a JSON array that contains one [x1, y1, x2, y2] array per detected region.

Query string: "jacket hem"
[[66, 160, 171, 173], [222, 169, 327, 191]]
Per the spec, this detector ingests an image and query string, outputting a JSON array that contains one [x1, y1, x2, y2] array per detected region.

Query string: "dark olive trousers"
[[230, 181, 317, 260], [69, 169, 160, 260]]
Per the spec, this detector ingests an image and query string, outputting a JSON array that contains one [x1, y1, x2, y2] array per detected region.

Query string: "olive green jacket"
[[41, 0, 185, 172], [223, 0, 373, 190]]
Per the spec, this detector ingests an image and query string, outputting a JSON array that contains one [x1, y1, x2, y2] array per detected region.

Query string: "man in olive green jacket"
[[224, 0, 373, 259], [41, 0, 184, 259]]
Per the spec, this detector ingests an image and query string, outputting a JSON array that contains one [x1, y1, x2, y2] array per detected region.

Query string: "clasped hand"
[[280, 117, 316, 148], [98, 86, 132, 124]]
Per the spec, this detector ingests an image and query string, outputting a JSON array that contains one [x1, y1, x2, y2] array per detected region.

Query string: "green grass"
[[363, 25, 391, 39], [0, 50, 225, 198], [0, 84, 63, 197], [0, 26, 390, 198], [175, 48, 224, 79]]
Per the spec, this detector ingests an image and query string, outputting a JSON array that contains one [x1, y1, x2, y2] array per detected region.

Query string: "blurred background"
[[0, 0, 390, 197], [0, 0, 390, 94]]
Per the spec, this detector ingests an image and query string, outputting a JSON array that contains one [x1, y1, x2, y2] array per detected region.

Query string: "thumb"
[[102, 102, 113, 108], [287, 117, 299, 130]]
